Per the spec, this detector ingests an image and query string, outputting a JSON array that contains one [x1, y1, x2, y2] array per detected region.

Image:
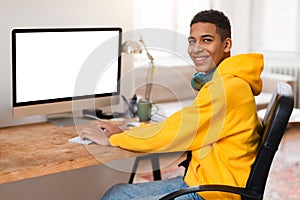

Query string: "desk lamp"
[[122, 37, 156, 100]]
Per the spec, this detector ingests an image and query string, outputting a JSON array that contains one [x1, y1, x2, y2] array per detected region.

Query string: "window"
[[133, 0, 211, 36], [252, 0, 300, 53], [133, 0, 300, 55], [133, 0, 174, 31], [133, 0, 212, 66]]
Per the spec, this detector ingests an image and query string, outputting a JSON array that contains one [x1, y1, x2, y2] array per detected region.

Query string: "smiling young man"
[[188, 18, 231, 73], [83, 10, 264, 200]]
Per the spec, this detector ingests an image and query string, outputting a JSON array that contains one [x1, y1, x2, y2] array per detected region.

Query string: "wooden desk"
[[0, 122, 144, 184]]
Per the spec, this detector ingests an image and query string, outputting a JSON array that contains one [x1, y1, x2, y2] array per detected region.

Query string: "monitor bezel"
[[12, 27, 122, 109]]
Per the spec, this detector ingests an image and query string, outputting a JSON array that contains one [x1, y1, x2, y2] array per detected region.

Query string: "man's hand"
[[78, 122, 123, 146], [97, 122, 123, 138]]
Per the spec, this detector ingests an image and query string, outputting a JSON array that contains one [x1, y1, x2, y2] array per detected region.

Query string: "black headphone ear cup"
[[191, 72, 206, 91]]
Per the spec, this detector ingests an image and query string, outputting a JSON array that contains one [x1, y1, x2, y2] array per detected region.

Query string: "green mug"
[[136, 100, 158, 122]]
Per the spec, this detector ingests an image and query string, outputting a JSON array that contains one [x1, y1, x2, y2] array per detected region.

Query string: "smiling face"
[[188, 22, 232, 73]]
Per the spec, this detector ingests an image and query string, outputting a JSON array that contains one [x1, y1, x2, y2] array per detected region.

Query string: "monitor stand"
[[46, 112, 91, 127]]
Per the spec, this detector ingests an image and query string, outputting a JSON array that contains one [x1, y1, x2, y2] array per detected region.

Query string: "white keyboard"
[[68, 136, 93, 145]]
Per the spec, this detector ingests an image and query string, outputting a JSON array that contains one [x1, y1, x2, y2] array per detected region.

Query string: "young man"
[[82, 10, 264, 199]]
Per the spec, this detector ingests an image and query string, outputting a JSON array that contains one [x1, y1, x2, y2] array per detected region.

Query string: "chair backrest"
[[245, 82, 294, 200]]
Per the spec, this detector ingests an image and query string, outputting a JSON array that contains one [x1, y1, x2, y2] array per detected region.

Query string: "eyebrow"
[[200, 34, 214, 38], [188, 34, 214, 40]]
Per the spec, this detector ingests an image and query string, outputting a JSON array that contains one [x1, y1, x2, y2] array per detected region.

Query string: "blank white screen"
[[14, 29, 120, 104]]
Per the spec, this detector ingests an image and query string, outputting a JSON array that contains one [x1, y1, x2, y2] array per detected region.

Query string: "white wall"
[[212, 0, 252, 54], [0, 0, 134, 127]]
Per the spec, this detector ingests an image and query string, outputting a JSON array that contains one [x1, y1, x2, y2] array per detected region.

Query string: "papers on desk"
[[151, 113, 167, 122], [68, 136, 93, 145]]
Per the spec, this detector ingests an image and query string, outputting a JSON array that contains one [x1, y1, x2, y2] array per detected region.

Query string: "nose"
[[192, 43, 204, 53]]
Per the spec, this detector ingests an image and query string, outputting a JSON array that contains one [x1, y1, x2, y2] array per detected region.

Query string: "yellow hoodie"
[[110, 53, 264, 199]]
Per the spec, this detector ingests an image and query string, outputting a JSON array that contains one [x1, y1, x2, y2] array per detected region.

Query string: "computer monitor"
[[12, 27, 122, 125]]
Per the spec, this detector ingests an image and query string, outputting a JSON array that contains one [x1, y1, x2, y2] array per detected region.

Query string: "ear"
[[224, 38, 232, 53]]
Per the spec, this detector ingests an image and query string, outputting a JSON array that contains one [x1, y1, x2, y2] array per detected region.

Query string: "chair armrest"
[[159, 184, 261, 200]]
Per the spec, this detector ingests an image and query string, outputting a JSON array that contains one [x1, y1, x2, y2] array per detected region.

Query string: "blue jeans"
[[102, 176, 204, 200]]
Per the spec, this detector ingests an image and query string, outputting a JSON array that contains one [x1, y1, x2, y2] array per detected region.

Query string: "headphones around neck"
[[191, 68, 216, 91]]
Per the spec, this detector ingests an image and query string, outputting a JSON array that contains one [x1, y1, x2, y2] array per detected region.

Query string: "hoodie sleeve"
[[109, 78, 222, 153]]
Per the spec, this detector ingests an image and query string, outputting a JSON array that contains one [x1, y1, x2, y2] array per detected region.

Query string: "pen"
[[122, 95, 135, 116]]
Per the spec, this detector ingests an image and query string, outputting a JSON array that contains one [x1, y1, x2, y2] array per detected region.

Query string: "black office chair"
[[160, 82, 294, 200]]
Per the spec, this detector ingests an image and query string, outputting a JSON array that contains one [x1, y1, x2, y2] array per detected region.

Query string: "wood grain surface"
[[0, 122, 143, 184]]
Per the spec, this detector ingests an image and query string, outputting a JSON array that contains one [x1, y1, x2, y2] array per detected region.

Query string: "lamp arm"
[[139, 38, 154, 63], [139, 38, 156, 100]]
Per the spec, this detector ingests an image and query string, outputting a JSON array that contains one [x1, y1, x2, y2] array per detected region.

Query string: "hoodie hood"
[[216, 53, 264, 96]]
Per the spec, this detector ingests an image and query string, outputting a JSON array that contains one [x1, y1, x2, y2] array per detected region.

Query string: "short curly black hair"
[[190, 9, 231, 41]]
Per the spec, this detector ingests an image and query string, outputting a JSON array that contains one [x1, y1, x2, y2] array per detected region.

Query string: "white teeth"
[[195, 57, 206, 61]]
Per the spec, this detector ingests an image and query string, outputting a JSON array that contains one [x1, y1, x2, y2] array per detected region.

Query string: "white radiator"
[[268, 65, 300, 107]]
